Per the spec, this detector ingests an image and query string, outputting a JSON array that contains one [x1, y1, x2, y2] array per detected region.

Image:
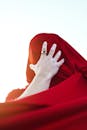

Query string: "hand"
[[29, 41, 64, 80], [17, 41, 65, 99]]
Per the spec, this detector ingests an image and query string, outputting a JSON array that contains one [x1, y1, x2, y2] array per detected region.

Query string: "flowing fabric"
[[1, 33, 87, 130]]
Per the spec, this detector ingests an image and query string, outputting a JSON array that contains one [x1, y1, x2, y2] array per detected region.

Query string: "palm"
[[30, 41, 64, 80]]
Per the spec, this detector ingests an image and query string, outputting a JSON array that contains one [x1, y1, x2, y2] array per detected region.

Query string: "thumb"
[[29, 64, 36, 71]]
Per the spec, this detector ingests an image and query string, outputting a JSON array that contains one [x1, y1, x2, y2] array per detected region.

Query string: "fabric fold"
[[1, 33, 87, 130]]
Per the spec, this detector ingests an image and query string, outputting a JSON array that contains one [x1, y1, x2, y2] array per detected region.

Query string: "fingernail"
[[44, 41, 47, 45], [59, 50, 62, 55], [53, 43, 57, 47], [62, 58, 65, 62]]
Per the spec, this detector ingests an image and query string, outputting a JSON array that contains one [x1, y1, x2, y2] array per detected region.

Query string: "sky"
[[0, 0, 87, 102]]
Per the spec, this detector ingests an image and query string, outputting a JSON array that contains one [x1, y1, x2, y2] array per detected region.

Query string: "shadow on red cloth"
[[1, 33, 87, 130]]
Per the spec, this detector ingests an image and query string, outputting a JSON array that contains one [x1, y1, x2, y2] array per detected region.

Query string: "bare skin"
[[17, 41, 64, 100]]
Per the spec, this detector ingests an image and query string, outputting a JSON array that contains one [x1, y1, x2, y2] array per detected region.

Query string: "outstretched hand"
[[30, 41, 64, 80], [17, 42, 65, 99]]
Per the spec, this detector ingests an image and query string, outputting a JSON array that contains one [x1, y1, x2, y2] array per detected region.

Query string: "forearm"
[[17, 73, 51, 100], [16, 41, 64, 100]]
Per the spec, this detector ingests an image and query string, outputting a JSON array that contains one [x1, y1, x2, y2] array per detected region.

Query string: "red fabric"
[[1, 33, 87, 129], [26, 33, 87, 86]]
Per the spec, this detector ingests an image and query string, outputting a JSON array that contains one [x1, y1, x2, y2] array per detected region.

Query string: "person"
[[6, 34, 65, 101], [6, 33, 87, 101], [1, 33, 87, 130], [16, 41, 64, 100]]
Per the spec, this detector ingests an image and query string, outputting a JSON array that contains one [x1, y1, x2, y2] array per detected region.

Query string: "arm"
[[17, 72, 51, 100], [17, 41, 64, 100]]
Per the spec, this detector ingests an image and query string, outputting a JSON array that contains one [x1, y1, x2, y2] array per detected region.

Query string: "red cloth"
[[1, 33, 87, 130]]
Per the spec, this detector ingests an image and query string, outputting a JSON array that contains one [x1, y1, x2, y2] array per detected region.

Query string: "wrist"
[[32, 72, 51, 92], [29, 72, 51, 92], [36, 72, 52, 82]]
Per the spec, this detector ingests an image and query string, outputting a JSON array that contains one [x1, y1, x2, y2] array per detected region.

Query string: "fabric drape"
[[1, 33, 87, 130]]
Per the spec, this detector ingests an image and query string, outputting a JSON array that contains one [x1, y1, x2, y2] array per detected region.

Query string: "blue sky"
[[0, 0, 87, 102]]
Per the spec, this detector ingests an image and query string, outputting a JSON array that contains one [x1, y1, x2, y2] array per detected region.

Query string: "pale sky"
[[0, 0, 87, 102]]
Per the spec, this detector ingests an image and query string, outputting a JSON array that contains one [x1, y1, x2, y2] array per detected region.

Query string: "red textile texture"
[[1, 33, 87, 130]]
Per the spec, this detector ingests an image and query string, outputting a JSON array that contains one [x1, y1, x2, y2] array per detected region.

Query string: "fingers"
[[41, 41, 47, 55], [48, 44, 57, 57], [54, 50, 62, 61], [56, 58, 64, 67]]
